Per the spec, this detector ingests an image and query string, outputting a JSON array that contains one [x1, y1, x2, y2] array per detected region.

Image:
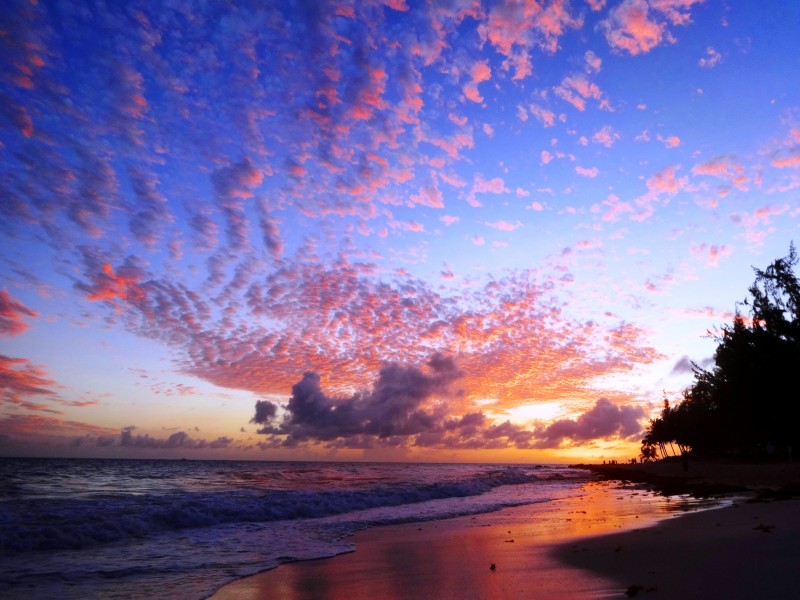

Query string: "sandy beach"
[[208, 461, 800, 600]]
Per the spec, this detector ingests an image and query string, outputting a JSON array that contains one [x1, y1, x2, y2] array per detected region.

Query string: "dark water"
[[0, 458, 594, 599]]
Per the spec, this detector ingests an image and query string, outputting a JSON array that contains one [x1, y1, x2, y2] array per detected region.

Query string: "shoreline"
[[208, 460, 800, 599], [574, 459, 800, 498]]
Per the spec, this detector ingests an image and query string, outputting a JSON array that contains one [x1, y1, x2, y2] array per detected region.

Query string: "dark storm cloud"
[[254, 356, 647, 450], [254, 354, 464, 444], [119, 426, 233, 449], [534, 398, 646, 448]]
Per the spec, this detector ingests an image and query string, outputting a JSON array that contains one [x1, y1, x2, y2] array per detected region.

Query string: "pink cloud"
[[391, 220, 425, 233], [471, 235, 486, 246], [384, 0, 409, 11], [592, 125, 620, 147], [427, 129, 475, 159], [772, 154, 800, 169], [658, 134, 680, 148], [646, 164, 686, 195], [650, 0, 705, 26], [584, 50, 602, 72], [575, 166, 600, 177], [596, 193, 633, 222], [0, 354, 60, 409], [440, 215, 460, 226], [690, 243, 734, 268], [528, 103, 556, 127], [554, 74, 606, 111], [81, 261, 147, 307], [698, 46, 722, 68], [463, 60, 492, 103], [600, 0, 666, 55], [0, 291, 38, 337], [410, 180, 445, 208], [484, 220, 522, 231], [439, 171, 466, 188], [733, 204, 789, 238], [481, 0, 582, 78], [600, 0, 704, 55], [631, 165, 686, 221], [692, 156, 748, 189], [0, 414, 118, 445], [467, 175, 509, 207], [3, 100, 34, 137]]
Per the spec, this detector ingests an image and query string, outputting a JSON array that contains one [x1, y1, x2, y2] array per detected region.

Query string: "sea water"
[[0, 458, 597, 599]]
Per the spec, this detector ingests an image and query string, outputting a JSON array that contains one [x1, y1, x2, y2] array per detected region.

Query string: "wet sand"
[[554, 460, 800, 598], [208, 461, 800, 600]]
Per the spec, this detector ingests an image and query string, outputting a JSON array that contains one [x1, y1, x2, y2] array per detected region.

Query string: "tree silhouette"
[[643, 243, 800, 459]]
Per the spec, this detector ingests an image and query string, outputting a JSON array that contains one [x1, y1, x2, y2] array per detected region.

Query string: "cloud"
[[440, 215, 460, 226], [599, 0, 667, 55], [599, 0, 703, 55], [252, 358, 647, 450], [0, 291, 38, 337], [690, 243, 734, 268], [253, 355, 464, 445], [698, 46, 722, 68], [554, 74, 607, 112], [533, 397, 646, 448], [484, 220, 522, 231], [463, 60, 491, 103], [466, 175, 509, 207], [480, 0, 583, 78], [670, 355, 695, 375], [211, 158, 265, 250], [118, 426, 234, 449], [658, 134, 680, 148], [77, 254, 147, 307], [410, 179, 445, 208], [127, 168, 172, 248], [591, 194, 633, 222], [646, 164, 686, 195], [0, 414, 117, 447], [692, 156, 748, 190], [0, 354, 60, 410], [575, 166, 600, 178], [528, 103, 556, 127], [592, 125, 620, 147], [584, 50, 602, 72]]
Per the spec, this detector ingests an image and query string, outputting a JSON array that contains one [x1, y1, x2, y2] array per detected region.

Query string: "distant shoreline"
[[572, 459, 800, 499]]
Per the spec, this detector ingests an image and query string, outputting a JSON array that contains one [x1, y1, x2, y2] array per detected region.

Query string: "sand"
[[208, 461, 800, 600]]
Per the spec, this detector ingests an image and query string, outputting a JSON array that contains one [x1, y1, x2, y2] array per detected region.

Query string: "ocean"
[[0, 458, 696, 599]]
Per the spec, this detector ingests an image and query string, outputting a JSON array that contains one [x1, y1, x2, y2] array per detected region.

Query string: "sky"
[[1, 0, 799, 463]]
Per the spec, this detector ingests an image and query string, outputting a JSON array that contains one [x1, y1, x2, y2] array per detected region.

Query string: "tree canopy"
[[643, 244, 800, 460]]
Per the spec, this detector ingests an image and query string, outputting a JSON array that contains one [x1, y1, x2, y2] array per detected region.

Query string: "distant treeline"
[[643, 243, 800, 461]]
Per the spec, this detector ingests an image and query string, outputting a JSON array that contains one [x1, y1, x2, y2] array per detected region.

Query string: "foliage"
[[643, 244, 800, 460]]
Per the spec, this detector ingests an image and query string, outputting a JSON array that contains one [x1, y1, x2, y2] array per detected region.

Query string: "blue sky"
[[1, 0, 799, 461]]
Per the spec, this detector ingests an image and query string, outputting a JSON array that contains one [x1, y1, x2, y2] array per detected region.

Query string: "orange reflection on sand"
[[210, 481, 677, 600]]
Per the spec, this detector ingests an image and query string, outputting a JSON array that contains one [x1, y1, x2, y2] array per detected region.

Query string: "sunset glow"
[[1, 0, 799, 462]]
